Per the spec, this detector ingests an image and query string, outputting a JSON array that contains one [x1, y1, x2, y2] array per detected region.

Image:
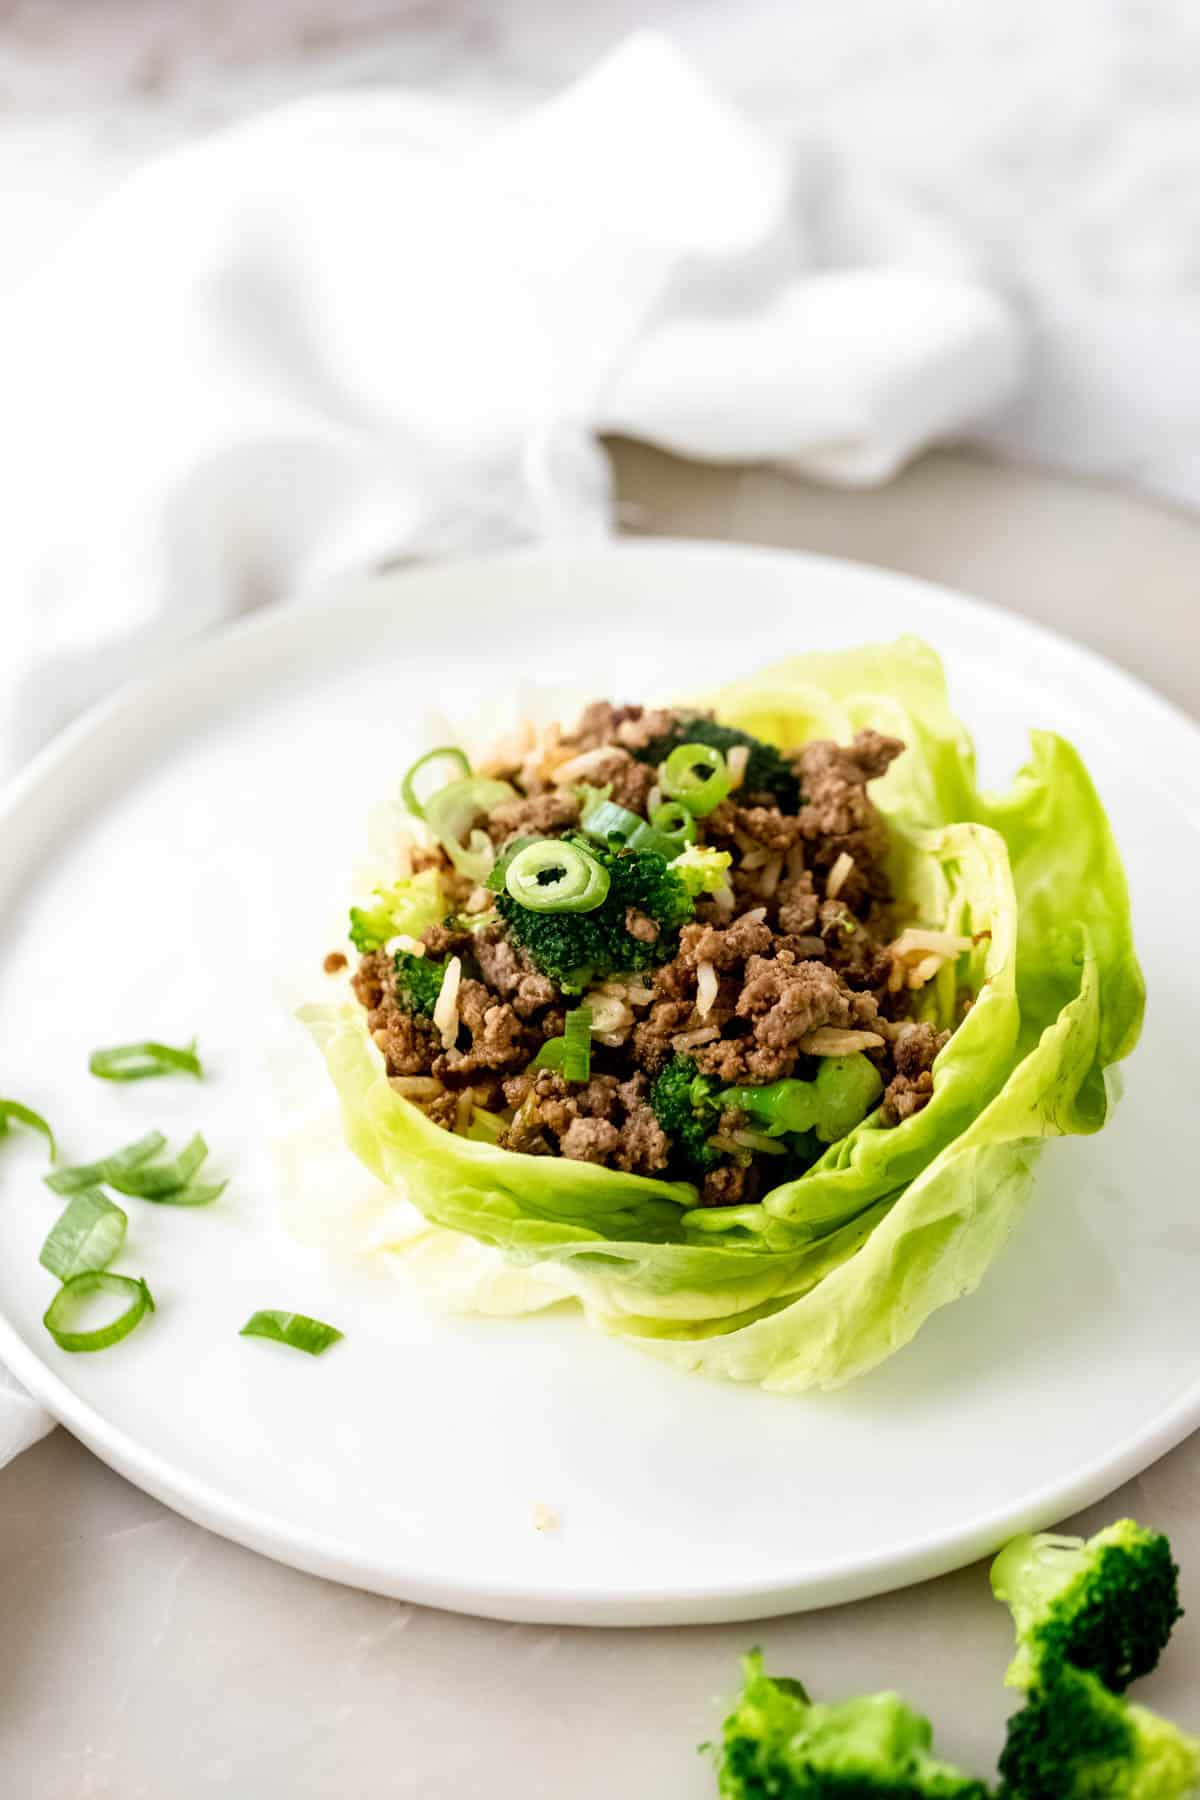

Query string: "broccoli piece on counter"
[[996, 1662, 1200, 1800], [717, 1652, 991, 1799], [492, 836, 694, 992], [392, 951, 445, 1017], [650, 1056, 723, 1172], [990, 1519, 1182, 1693], [634, 716, 800, 810]]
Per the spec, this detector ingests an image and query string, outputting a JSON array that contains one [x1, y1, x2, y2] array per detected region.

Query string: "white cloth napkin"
[[0, 32, 1021, 1463]]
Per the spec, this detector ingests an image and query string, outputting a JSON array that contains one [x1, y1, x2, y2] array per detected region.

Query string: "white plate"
[[0, 541, 1197, 1627]]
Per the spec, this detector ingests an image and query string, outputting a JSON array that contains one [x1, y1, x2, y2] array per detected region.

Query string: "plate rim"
[[2, 536, 1197, 1627]]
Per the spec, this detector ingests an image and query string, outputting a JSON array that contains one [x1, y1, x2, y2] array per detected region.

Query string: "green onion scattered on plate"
[[88, 1039, 203, 1082], [40, 1188, 127, 1281], [0, 1099, 56, 1161], [239, 1311, 343, 1356], [43, 1272, 155, 1353], [48, 1130, 225, 1207]]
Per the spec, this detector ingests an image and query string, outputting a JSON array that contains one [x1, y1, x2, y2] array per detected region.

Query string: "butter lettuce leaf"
[[308, 638, 1143, 1391]]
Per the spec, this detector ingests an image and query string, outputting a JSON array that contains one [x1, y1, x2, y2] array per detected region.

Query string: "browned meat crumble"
[[352, 701, 960, 1202]]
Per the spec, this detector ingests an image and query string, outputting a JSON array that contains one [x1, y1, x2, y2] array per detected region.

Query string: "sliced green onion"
[[104, 1132, 209, 1199], [88, 1039, 202, 1082], [424, 775, 516, 881], [46, 1130, 166, 1195], [562, 1006, 593, 1083], [239, 1310, 343, 1356], [649, 801, 697, 849], [660, 742, 732, 817], [44, 1272, 154, 1353], [156, 1179, 227, 1208], [400, 745, 471, 818], [0, 1099, 56, 1161], [531, 1036, 567, 1071], [578, 792, 646, 847], [505, 839, 610, 913], [40, 1189, 127, 1280], [577, 787, 684, 860]]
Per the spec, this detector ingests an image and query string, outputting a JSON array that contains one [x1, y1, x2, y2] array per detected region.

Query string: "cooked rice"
[[825, 851, 855, 900], [696, 959, 719, 1019], [433, 955, 463, 1050], [587, 993, 633, 1037], [798, 1026, 885, 1054], [906, 953, 946, 988], [729, 1128, 788, 1154], [889, 928, 974, 961], [759, 853, 784, 898], [389, 1075, 445, 1098], [549, 745, 620, 785]]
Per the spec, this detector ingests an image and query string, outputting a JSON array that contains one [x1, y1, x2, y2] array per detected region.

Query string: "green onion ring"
[[239, 1310, 343, 1356], [423, 775, 517, 881], [649, 800, 697, 848], [88, 1039, 202, 1082], [104, 1132, 210, 1200], [46, 1130, 166, 1195], [561, 1005, 593, 1083], [400, 746, 471, 818], [505, 839, 611, 913], [578, 793, 645, 847], [0, 1099, 56, 1161], [659, 742, 732, 817], [577, 788, 684, 860], [40, 1189, 127, 1281], [44, 1272, 155, 1353]]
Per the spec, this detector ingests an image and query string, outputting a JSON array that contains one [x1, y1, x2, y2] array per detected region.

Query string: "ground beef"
[[422, 920, 476, 958], [699, 1163, 764, 1207], [675, 914, 774, 971], [578, 748, 659, 813], [323, 950, 348, 975], [793, 729, 903, 891], [487, 790, 579, 844], [365, 983, 442, 1076], [707, 801, 802, 854], [352, 949, 390, 1012], [500, 1069, 670, 1172], [694, 951, 878, 1084], [631, 998, 695, 1070], [351, 704, 957, 1201], [879, 1021, 950, 1125], [776, 873, 820, 935], [626, 907, 660, 944], [560, 1117, 621, 1163], [566, 701, 650, 751]]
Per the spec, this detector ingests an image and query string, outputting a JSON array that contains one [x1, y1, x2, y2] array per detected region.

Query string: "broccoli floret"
[[997, 1662, 1200, 1800], [991, 1519, 1182, 1693], [717, 1652, 990, 1799], [634, 716, 800, 809], [392, 951, 445, 1017], [650, 1056, 723, 1172], [492, 836, 694, 992]]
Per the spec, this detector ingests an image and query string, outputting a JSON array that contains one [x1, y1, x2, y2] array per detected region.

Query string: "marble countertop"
[[3, 443, 1199, 1798]]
